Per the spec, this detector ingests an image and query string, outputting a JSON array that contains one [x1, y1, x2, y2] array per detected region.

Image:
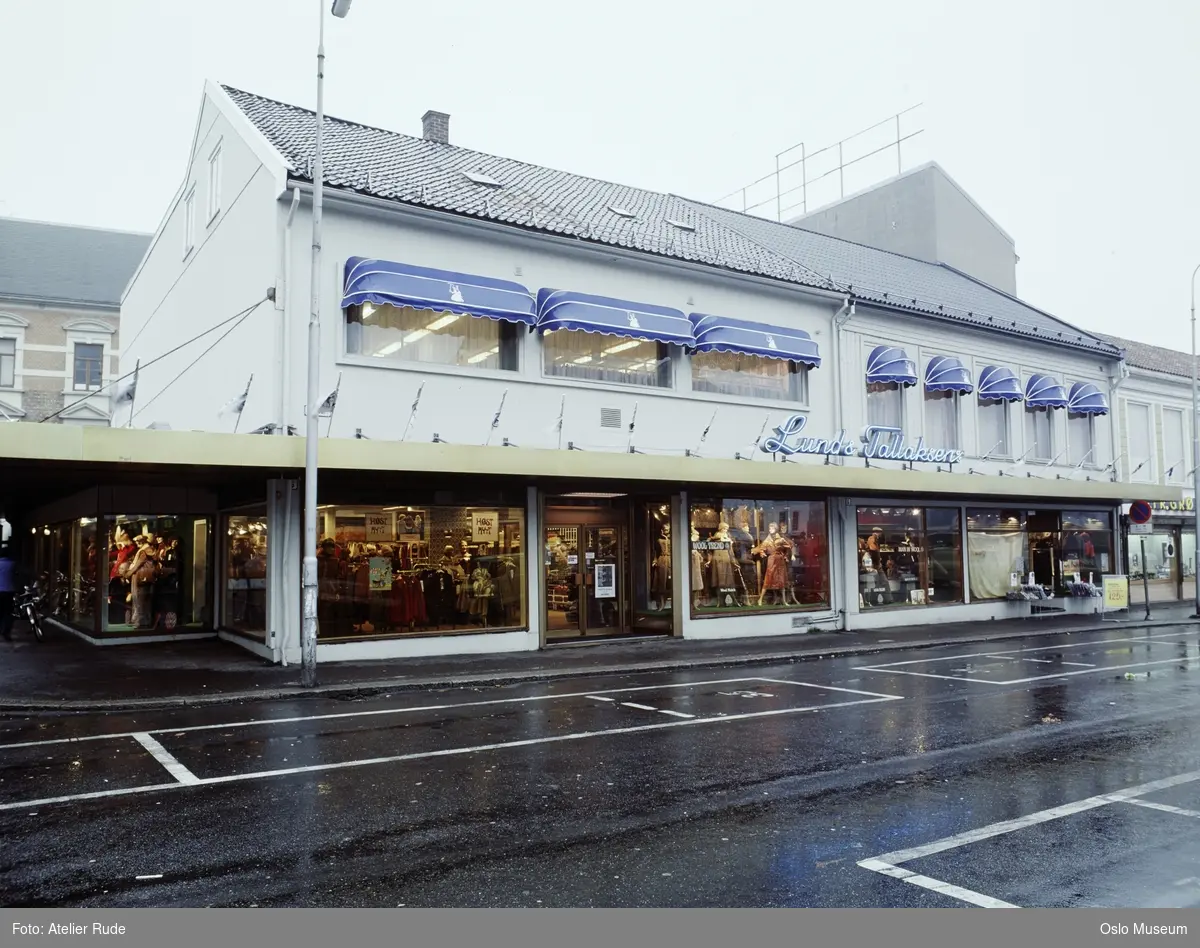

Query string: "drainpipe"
[[830, 298, 855, 451], [1108, 356, 1129, 575], [280, 187, 301, 434], [829, 297, 854, 630]]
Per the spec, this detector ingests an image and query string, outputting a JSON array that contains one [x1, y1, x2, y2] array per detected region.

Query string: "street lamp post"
[[302, 0, 353, 687], [1192, 263, 1200, 620]]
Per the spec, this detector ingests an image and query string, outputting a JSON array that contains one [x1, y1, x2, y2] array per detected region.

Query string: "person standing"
[[0, 545, 16, 641]]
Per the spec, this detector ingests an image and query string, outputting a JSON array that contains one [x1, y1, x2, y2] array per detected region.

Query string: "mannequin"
[[652, 523, 672, 609], [708, 521, 738, 605], [690, 526, 706, 609], [754, 522, 792, 607]]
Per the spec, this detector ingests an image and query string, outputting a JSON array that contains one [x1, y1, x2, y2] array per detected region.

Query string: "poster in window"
[[472, 511, 499, 543], [595, 562, 617, 599], [396, 511, 426, 541], [368, 557, 393, 591], [365, 512, 393, 542]]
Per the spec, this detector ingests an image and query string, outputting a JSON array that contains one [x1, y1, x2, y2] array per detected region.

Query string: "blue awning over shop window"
[[341, 256, 537, 326], [536, 289, 695, 346], [1025, 373, 1069, 409], [978, 365, 1024, 402], [688, 314, 821, 366], [925, 355, 973, 393], [866, 345, 917, 386], [1067, 381, 1110, 415]]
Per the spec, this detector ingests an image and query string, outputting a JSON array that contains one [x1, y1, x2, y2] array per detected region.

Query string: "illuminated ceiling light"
[[426, 313, 461, 332], [362, 302, 376, 319], [573, 355, 594, 365], [403, 329, 430, 344], [467, 346, 499, 365], [603, 340, 641, 355], [375, 341, 404, 357]]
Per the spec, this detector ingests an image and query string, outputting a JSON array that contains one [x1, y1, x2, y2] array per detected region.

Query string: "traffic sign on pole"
[[1129, 500, 1153, 525]]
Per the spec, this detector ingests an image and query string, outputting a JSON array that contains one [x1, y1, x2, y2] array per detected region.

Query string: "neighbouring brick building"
[[0, 216, 150, 424]]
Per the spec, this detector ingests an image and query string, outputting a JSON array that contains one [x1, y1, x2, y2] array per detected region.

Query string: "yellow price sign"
[[1103, 575, 1128, 610]]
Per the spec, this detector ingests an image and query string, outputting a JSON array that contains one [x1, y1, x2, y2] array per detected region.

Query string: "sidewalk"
[[2, 603, 1196, 711]]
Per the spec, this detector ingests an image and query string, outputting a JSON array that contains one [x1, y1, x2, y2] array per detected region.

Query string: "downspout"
[[831, 298, 855, 442], [829, 297, 854, 630], [1108, 354, 1130, 579], [280, 187, 301, 434]]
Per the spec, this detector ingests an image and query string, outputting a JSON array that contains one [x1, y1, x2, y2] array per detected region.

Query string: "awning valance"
[[341, 256, 537, 326], [536, 289, 695, 346], [925, 355, 973, 393], [688, 314, 821, 366], [866, 345, 918, 386], [978, 365, 1024, 402], [1025, 373, 1069, 409], [1067, 381, 1110, 415]]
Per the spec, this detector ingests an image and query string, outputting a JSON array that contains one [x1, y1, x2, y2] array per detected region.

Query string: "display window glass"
[[225, 514, 268, 638], [966, 508, 1028, 600], [102, 515, 211, 633], [856, 506, 963, 609], [345, 302, 520, 371], [688, 499, 829, 616], [316, 504, 525, 639], [70, 517, 98, 626], [542, 330, 671, 388], [691, 352, 809, 403]]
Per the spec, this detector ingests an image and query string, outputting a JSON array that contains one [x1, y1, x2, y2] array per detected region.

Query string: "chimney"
[[421, 110, 450, 144]]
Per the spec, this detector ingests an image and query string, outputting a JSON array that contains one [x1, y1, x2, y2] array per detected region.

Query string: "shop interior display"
[[316, 507, 523, 638], [226, 518, 267, 633], [105, 519, 186, 630], [689, 501, 828, 613]]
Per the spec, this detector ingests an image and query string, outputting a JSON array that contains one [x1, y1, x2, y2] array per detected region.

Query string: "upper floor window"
[[542, 330, 670, 388], [1126, 401, 1153, 480], [0, 338, 14, 388], [691, 351, 808, 402], [978, 400, 1010, 458], [1163, 408, 1187, 483], [207, 143, 222, 222], [1067, 412, 1095, 466], [866, 381, 903, 428], [345, 303, 519, 371], [73, 343, 104, 391], [183, 188, 196, 257], [924, 389, 960, 450], [1025, 407, 1053, 462]]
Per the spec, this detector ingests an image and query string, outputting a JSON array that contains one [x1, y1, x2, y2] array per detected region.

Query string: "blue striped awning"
[[689, 314, 821, 366], [1067, 381, 1110, 415], [341, 256, 537, 326], [536, 289, 695, 346], [866, 345, 917, 386], [978, 365, 1024, 402], [1025, 373, 1069, 409], [925, 355, 973, 393]]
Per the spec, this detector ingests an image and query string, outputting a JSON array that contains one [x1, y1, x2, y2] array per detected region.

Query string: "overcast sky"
[[2, 1, 1197, 350]]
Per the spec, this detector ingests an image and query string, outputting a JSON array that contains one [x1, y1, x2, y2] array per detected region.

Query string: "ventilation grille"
[[600, 408, 622, 429]]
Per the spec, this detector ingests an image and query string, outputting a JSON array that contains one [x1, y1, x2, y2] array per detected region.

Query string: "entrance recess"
[[545, 521, 630, 640]]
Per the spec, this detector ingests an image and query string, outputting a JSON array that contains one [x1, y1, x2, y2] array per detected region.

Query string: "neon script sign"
[[761, 414, 965, 465]]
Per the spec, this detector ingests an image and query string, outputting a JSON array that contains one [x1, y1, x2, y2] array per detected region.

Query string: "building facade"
[[28, 81, 1176, 663], [0, 217, 150, 425]]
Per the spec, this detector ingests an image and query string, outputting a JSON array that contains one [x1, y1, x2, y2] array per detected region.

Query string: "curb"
[[1, 615, 1193, 713]]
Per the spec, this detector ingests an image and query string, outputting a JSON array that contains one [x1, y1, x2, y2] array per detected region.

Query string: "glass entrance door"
[[545, 523, 628, 640]]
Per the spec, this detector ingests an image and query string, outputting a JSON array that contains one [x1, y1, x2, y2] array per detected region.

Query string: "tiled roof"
[[0, 217, 150, 308], [222, 85, 1120, 358], [1096, 333, 1195, 379]]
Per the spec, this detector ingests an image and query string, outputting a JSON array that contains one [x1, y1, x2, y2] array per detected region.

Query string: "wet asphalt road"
[[3, 624, 1200, 907]]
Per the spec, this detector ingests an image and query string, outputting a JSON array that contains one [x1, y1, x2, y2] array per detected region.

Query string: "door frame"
[[541, 510, 632, 644]]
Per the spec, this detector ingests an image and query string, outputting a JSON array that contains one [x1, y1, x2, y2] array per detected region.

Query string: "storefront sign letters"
[[1151, 498, 1195, 512], [761, 415, 965, 465]]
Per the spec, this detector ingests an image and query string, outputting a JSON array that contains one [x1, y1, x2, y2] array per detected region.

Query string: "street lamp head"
[[331, 0, 353, 16]]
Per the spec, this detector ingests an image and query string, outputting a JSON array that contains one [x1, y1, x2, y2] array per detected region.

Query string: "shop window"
[[1067, 412, 1095, 466], [689, 498, 829, 616], [977, 399, 1009, 458], [1163, 408, 1187, 483], [103, 516, 211, 633], [1058, 510, 1113, 587], [225, 514, 267, 638], [0, 338, 14, 388], [691, 352, 809, 402], [316, 504, 525, 639], [73, 343, 104, 391], [856, 506, 963, 609], [1024, 407, 1053, 461], [1127, 402, 1153, 479], [345, 303, 519, 371], [966, 509, 1028, 600], [924, 389, 960, 450], [69, 517, 98, 627], [866, 381, 903, 428], [542, 330, 670, 388]]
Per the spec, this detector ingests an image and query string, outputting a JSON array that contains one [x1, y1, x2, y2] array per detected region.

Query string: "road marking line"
[[751, 678, 897, 699], [861, 656, 1200, 686], [621, 702, 658, 712], [1059, 661, 1096, 667], [0, 676, 790, 751], [860, 630, 1199, 669], [857, 859, 1018, 908], [655, 709, 696, 719], [586, 696, 615, 703], [1120, 799, 1200, 819], [0, 696, 899, 812], [135, 874, 164, 881], [131, 733, 200, 786]]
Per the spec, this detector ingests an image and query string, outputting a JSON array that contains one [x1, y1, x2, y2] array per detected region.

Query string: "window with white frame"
[[0, 338, 14, 388], [72, 343, 104, 391], [978, 399, 1010, 458], [543, 330, 671, 388], [344, 302, 520, 371], [1024, 407, 1053, 461], [1067, 411, 1095, 466], [183, 188, 196, 256], [1163, 408, 1187, 483], [1127, 401, 1153, 480], [691, 351, 809, 402], [924, 389, 960, 450], [866, 381, 904, 428], [207, 143, 222, 221]]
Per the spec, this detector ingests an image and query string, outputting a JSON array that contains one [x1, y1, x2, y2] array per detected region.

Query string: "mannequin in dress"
[[651, 523, 672, 610], [690, 526, 706, 609], [754, 522, 793, 607], [708, 521, 738, 605]]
